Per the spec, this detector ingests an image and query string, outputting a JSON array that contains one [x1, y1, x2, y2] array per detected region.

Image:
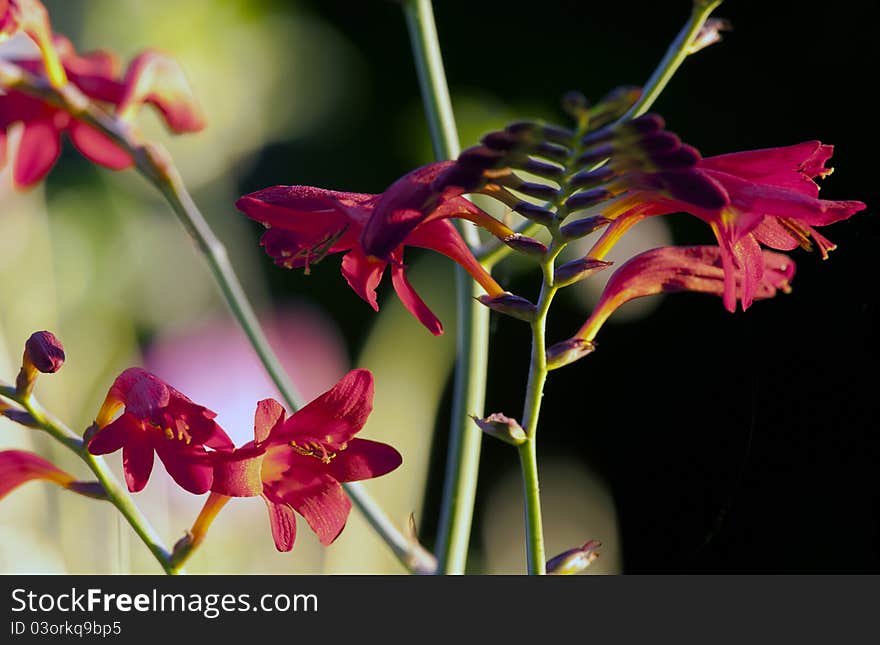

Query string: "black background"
[[239, 1, 879, 572]]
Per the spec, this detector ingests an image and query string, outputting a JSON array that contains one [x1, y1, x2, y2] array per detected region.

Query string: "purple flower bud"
[[511, 181, 560, 201], [650, 144, 701, 169], [570, 166, 617, 190], [481, 130, 520, 151], [457, 145, 505, 170], [24, 331, 65, 374], [65, 481, 109, 500], [575, 143, 614, 166], [519, 158, 565, 180], [627, 113, 665, 135], [1, 408, 39, 428], [533, 141, 571, 163], [546, 540, 601, 575], [638, 131, 681, 155], [505, 121, 574, 146], [655, 169, 729, 210], [477, 292, 538, 322], [560, 216, 611, 240], [546, 338, 596, 369], [503, 234, 548, 257], [472, 413, 527, 446], [513, 202, 556, 226], [565, 188, 613, 211], [554, 258, 613, 288]]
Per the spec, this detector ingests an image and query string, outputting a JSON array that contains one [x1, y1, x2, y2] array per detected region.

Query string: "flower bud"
[[565, 188, 614, 212], [513, 201, 556, 226], [560, 216, 611, 241], [554, 258, 613, 288], [477, 292, 538, 322], [569, 166, 618, 191], [546, 338, 596, 370], [546, 540, 601, 575], [472, 413, 527, 446], [503, 234, 548, 258], [689, 17, 731, 54], [16, 330, 65, 397]]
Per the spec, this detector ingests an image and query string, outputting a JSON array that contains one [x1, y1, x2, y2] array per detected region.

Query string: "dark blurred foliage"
[[247, 1, 879, 572]]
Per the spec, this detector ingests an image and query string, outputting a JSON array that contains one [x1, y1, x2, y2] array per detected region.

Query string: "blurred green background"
[[1, 1, 877, 573]]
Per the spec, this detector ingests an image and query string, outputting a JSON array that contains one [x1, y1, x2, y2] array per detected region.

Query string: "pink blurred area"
[[144, 305, 349, 445]]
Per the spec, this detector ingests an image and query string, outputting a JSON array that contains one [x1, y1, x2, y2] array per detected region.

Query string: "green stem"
[[403, 0, 489, 574], [0, 385, 175, 574], [0, 65, 430, 575], [622, 1, 724, 120]]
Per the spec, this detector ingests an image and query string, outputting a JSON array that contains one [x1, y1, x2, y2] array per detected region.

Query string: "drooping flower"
[[0, 450, 105, 501], [87, 368, 233, 494], [236, 161, 527, 335], [0, 0, 65, 86], [547, 245, 796, 369], [569, 115, 865, 311], [15, 329, 65, 397], [201, 369, 401, 551], [0, 35, 204, 188]]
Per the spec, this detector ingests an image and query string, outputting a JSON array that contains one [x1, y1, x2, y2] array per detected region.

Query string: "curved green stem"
[[0, 64, 430, 575], [1, 384, 175, 574], [403, 0, 490, 574]]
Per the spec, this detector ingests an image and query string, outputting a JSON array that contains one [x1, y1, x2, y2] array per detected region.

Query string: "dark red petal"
[[340, 248, 386, 311], [154, 443, 212, 495], [278, 468, 351, 546], [211, 450, 265, 497], [68, 120, 132, 170], [0, 450, 75, 500], [273, 369, 373, 449], [235, 185, 373, 232], [326, 439, 402, 483], [390, 260, 443, 335], [13, 119, 61, 187], [253, 398, 286, 445], [122, 434, 155, 493], [87, 413, 140, 455], [262, 496, 297, 552]]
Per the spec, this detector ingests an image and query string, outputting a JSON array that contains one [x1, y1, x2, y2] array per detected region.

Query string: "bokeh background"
[[1, 0, 877, 573]]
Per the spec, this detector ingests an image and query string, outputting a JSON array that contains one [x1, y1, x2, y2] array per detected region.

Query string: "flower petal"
[[273, 369, 373, 449], [275, 465, 351, 546], [211, 449, 265, 497], [68, 120, 132, 170], [236, 185, 373, 233], [262, 496, 297, 552], [326, 439, 402, 483], [390, 258, 443, 335], [13, 119, 61, 187], [253, 398, 286, 445], [340, 248, 385, 311], [87, 412, 140, 455], [154, 443, 212, 495], [122, 433, 154, 493], [0, 450, 74, 500]]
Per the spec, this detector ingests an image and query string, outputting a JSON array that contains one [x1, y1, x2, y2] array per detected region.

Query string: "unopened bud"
[[546, 338, 596, 369], [503, 234, 548, 258], [513, 202, 556, 226], [554, 258, 613, 288], [565, 188, 614, 212], [472, 413, 527, 446], [569, 166, 618, 191], [560, 216, 611, 241], [689, 17, 731, 54], [65, 481, 109, 500], [2, 408, 39, 428], [477, 292, 538, 322], [16, 331, 65, 397], [546, 540, 601, 575]]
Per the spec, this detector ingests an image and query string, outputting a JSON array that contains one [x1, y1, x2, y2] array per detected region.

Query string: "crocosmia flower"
[[237, 161, 521, 335], [0, 36, 204, 188], [572, 115, 865, 311], [87, 368, 233, 494], [0, 0, 65, 86], [205, 369, 401, 551], [0, 450, 104, 501]]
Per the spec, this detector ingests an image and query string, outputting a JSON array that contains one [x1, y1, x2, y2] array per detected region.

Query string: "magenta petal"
[[122, 435, 154, 493], [275, 369, 373, 449], [752, 217, 800, 251], [326, 439, 402, 483], [211, 450, 265, 497], [280, 469, 351, 546], [88, 413, 140, 455], [733, 234, 765, 311], [236, 186, 373, 233], [0, 450, 74, 500], [154, 444, 212, 494], [0, 131, 6, 169], [69, 120, 132, 170], [390, 260, 443, 335], [262, 496, 297, 552], [14, 119, 61, 187], [340, 248, 385, 311]]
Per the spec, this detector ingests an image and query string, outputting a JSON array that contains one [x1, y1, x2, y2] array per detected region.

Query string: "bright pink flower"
[[208, 369, 401, 551], [572, 245, 796, 344], [574, 117, 865, 311], [0, 36, 204, 188], [0, 0, 65, 87], [87, 368, 233, 494], [0, 450, 104, 501], [236, 162, 511, 335]]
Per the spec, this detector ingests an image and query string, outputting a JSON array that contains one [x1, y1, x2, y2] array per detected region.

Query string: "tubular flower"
[[87, 368, 233, 494], [0, 36, 204, 188], [565, 245, 796, 350], [0, 450, 105, 501], [236, 161, 518, 335], [206, 369, 402, 551], [572, 115, 865, 311]]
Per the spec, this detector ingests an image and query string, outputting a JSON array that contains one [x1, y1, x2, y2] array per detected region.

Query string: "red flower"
[[573, 116, 865, 311], [207, 369, 401, 551], [236, 162, 514, 335], [0, 0, 65, 87], [87, 368, 233, 494], [0, 35, 204, 188], [0, 450, 104, 501]]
